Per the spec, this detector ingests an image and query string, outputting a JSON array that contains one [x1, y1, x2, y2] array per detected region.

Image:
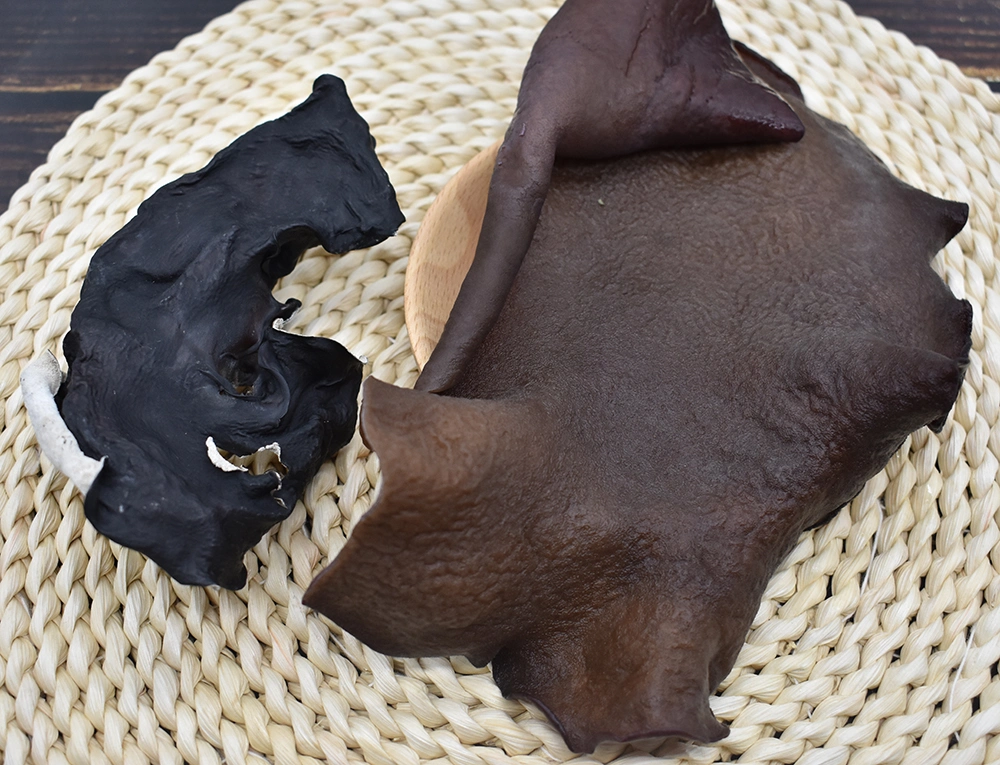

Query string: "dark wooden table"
[[2, 0, 999, 213]]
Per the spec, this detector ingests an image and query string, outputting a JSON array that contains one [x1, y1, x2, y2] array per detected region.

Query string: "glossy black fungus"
[[59, 75, 403, 589]]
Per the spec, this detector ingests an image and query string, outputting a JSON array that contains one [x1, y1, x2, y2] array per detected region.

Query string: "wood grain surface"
[[1, 0, 998, 211], [0, 0, 238, 210]]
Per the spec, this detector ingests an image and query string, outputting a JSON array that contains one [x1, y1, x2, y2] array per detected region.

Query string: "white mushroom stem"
[[20, 350, 106, 494]]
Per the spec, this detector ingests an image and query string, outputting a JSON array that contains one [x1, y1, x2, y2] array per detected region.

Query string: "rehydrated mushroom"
[[30, 75, 403, 589], [415, 0, 806, 393], [304, 1, 972, 753]]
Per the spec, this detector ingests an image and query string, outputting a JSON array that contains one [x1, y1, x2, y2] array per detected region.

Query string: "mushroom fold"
[[54, 75, 403, 589], [304, 0, 972, 754]]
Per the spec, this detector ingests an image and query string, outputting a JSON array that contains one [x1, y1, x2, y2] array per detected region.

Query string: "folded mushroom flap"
[[304, 37, 971, 754], [51, 74, 401, 589], [416, 0, 807, 394]]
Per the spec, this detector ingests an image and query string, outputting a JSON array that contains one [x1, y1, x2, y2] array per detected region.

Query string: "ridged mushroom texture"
[[303, 0, 972, 753], [34, 75, 404, 589]]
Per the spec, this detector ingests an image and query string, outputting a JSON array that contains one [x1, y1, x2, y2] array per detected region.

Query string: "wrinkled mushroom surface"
[[415, 0, 806, 393], [303, 2, 972, 754], [57, 75, 403, 589]]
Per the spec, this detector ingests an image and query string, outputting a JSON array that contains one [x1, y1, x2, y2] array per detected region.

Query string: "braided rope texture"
[[1, 0, 999, 763]]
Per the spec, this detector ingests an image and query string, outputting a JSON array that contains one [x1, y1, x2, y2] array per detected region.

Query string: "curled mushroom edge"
[[45, 74, 403, 589], [304, 0, 973, 754]]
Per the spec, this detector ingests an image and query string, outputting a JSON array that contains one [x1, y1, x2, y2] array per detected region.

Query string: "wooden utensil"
[[404, 141, 500, 368]]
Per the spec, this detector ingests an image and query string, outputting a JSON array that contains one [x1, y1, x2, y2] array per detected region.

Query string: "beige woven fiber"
[[2, 0, 1000, 763]]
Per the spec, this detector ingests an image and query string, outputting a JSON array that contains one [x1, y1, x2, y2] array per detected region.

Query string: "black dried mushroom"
[[47, 75, 403, 588]]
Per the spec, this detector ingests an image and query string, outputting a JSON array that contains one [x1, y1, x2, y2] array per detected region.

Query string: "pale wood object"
[[405, 140, 500, 368]]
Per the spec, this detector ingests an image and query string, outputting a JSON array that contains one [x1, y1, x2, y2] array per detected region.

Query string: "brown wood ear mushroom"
[[415, 0, 805, 393], [304, 0, 972, 753]]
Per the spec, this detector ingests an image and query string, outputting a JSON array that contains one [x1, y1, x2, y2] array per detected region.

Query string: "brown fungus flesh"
[[304, 1, 972, 754]]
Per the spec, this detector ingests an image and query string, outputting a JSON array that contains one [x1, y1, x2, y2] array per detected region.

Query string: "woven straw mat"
[[1, 0, 999, 763]]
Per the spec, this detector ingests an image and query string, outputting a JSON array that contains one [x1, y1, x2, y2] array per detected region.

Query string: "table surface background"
[[1, 0, 999, 213]]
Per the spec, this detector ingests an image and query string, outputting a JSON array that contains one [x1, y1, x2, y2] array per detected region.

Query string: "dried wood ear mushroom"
[[29, 75, 403, 589], [304, 0, 972, 754]]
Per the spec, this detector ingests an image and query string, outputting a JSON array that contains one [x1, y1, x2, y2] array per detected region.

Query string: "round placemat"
[[1, 1, 999, 764]]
